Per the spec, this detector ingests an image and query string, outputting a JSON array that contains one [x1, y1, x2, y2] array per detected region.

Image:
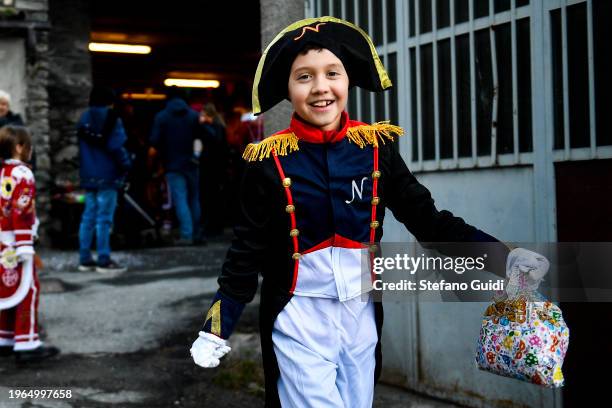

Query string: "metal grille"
[[307, 0, 612, 172], [548, 0, 612, 162], [310, 0, 399, 125]]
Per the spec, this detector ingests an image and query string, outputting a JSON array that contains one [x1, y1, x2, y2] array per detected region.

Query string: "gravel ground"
[[0, 236, 461, 408]]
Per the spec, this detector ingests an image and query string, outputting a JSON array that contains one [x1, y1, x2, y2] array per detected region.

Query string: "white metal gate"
[[307, 0, 610, 169], [306, 1, 607, 407]]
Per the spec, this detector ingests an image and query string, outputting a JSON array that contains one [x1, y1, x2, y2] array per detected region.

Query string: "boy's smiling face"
[[288, 48, 349, 131]]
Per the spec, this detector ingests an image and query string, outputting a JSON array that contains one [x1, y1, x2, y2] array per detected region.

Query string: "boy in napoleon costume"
[[190, 16, 549, 407]]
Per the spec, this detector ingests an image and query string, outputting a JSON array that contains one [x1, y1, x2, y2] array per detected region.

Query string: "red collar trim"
[[289, 111, 350, 144]]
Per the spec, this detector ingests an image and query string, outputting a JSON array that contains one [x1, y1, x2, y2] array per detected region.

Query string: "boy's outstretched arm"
[[380, 142, 514, 279], [191, 160, 274, 367]]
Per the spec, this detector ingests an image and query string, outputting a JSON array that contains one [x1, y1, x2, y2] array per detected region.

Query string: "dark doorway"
[[87, 1, 262, 247], [556, 159, 612, 406], [90, 0, 261, 131]]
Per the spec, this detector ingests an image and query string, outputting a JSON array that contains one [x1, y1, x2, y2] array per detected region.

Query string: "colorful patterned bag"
[[475, 287, 570, 387]]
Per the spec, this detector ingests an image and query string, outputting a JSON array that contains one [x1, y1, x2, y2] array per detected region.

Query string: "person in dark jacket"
[[199, 103, 228, 237], [77, 86, 131, 273], [0, 90, 24, 128], [150, 87, 201, 245], [0, 90, 37, 171]]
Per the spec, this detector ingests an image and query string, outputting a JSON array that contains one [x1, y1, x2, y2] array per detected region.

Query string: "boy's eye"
[[327, 71, 341, 78], [297, 73, 311, 81]]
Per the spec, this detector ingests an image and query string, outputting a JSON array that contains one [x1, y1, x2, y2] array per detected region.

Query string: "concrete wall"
[[259, 0, 304, 134], [380, 166, 559, 407], [0, 38, 27, 118], [413, 167, 536, 242]]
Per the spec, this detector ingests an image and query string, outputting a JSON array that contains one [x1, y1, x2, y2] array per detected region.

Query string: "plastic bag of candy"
[[475, 265, 569, 387]]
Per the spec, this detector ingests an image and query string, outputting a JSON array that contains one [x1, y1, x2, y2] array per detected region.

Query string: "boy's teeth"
[[312, 101, 332, 107]]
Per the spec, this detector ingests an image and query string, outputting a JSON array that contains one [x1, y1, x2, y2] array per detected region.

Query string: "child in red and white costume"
[[0, 125, 59, 362]]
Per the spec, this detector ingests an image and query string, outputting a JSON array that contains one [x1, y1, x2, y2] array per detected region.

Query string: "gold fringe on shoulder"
[[346, 122, 404, 148], [242, 122, 403, 161], [242, 132, 300, 162]]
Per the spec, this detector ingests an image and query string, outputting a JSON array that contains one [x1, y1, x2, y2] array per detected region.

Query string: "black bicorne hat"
[[252, 16, 392, 115]]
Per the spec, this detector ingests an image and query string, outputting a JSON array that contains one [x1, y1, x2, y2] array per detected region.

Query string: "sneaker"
[[96, 260, 127, 273], [78, 260, 97, 272], [15, 345, 60, 363]]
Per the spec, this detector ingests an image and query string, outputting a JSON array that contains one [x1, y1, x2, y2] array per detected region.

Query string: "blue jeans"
[[79, 189, 118, 264], [166, 171, 200, 240]]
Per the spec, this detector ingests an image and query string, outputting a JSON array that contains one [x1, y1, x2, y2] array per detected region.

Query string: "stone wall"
[[47, 0, 92, 188], [26, 27, 51, 241], [1, 0, 91, 244], [44, 0, 91, 244], [259, 0, 304, 135], [1, 0, 52, 242]]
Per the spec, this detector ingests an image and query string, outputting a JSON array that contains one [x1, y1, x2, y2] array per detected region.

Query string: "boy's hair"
[[297, 43, 325, 56], [0, 125, 32, 160]]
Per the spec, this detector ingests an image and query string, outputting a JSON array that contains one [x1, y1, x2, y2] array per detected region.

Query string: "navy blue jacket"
[[77, 106, 132, 190], [203, 116, 509, 408], [150, 98, 200, 173], [0, 111, 24, 127]]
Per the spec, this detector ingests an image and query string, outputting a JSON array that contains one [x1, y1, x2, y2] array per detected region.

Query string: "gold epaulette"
[[242, 122, 404, 162], [242, 132, 300, 162], [346, 121, 404, 148]]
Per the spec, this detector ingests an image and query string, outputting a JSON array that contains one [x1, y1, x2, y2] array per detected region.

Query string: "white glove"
[[17, 253, 33, 264], [190, 331, 231, 368], [32, 217, 40, 240], [193, 139, 203, 158], [505, 248, 550, 297]]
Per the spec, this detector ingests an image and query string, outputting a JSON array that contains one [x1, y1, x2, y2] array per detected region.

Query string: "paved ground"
[[0, 236, 462, 408]]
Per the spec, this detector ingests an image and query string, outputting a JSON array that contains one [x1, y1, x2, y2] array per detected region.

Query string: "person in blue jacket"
[[77, 86, 131, 273], [149, 87, 201, 245]]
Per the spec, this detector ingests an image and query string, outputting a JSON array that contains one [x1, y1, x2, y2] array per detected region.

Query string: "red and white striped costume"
[[0, 159, 40, 351]]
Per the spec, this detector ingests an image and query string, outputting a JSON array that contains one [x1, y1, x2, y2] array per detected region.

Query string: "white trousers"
[[272, 294, 378, 408]]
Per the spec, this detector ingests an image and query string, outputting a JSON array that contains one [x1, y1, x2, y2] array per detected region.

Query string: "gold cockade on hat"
[[293, 22, 327, 41]]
